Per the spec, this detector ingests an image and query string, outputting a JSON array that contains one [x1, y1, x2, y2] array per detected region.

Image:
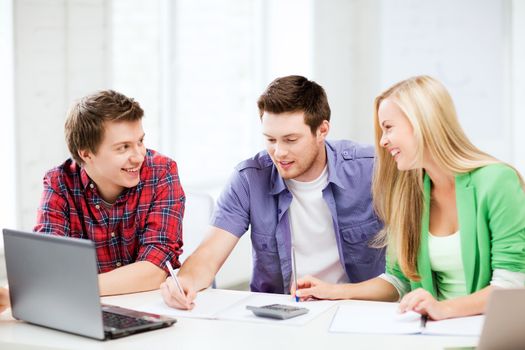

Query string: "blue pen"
[[292, 247, 299, 302]]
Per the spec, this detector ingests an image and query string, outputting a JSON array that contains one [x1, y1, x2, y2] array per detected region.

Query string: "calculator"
[[246, 304, 309, 320]]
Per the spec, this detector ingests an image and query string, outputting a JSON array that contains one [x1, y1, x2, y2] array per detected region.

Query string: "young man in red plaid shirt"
[[34, 90, 185, 296]]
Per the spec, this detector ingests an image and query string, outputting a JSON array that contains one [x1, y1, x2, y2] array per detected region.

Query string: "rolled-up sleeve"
[[137, 161, 185, 272], [385, 253, 412, 299], [486, 167, 525, 273], [211, 170, 251, 238]]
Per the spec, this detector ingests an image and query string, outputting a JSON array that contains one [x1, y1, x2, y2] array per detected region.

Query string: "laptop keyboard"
[[103, 311, 152, 329]]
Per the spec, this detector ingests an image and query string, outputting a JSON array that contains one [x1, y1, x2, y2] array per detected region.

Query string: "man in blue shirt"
[[161, 75, 384, 309]]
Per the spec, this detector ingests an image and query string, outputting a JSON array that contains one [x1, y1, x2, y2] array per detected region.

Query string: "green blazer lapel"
[[418, 174, 436, 297], [455, 173, 478, 294]]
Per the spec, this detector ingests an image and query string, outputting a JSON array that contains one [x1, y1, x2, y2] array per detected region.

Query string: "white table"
[[0, 289, 478, 350]]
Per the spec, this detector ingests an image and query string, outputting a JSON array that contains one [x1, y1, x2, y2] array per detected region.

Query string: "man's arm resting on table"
[[98, 261, 167, 296], [296, 275, 400, 302]]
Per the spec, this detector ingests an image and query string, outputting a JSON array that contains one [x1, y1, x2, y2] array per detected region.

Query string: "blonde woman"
[[294, 76, 525, 320]]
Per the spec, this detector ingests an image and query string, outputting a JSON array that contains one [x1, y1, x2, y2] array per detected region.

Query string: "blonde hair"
[[371, 75, 514, 280]]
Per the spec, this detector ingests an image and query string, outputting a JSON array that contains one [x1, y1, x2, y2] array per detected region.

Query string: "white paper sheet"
[[137, 288, 337, 325], [424, 315, 484, 336], [329, 301, 423, 334], [135, 288, 251, 319], [219, 292, 338, 326], [329, 300, 484, 336]]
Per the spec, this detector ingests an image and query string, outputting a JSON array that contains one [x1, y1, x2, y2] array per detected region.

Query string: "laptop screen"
[[3, 229, 106, 339]]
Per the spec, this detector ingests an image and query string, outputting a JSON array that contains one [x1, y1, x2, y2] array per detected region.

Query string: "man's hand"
[[160, 275, 197, 310], [292, 275, 344, 301]]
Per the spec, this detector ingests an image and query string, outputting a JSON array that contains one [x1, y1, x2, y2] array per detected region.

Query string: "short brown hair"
[[65, 90, 144, 165], [257, 75, 331, 134]]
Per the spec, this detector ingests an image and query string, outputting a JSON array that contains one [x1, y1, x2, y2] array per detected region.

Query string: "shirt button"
[[278, 209, 282, 214], [116, 262, 122, 267], [95, 204, 100, 209], [89, 183, 94, 189], [110, 232, 115, 238]]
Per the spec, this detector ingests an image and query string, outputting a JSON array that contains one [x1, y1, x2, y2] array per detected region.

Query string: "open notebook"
[[329, 300, 484, 336]]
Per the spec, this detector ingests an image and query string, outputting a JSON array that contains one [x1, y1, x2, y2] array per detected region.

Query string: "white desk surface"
[[0, 289, 478, 350]]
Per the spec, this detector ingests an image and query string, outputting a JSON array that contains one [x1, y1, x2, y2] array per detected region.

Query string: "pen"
[[292, 247, 299, 302], [420, 314, 428, 329], [165, 261, 185, 296]]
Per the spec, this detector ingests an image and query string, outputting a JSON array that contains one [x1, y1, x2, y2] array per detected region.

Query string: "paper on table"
[[135, 288, 251, 319], [329, 301, 484, 336], [219, 292, 338, 326], [424, 315, 484, 336], [329, 301, 423, 334]]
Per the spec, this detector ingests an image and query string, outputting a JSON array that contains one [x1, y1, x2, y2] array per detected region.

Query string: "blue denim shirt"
[[212, 140, 385, 293]]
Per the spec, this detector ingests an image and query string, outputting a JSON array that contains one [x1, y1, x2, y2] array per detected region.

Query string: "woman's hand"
[[399, 288, 452, 320]]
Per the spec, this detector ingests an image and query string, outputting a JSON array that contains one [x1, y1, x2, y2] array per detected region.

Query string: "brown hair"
[[257, 75, 331, 134], [65, 90, 144, 165]]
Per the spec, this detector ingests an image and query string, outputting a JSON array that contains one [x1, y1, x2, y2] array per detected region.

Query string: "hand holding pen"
[[160, 261, 196, 310], [294, 275, 340, 301]]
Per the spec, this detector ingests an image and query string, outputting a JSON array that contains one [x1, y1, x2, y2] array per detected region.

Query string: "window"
[[110, 0, 266, 189], [0, 0, 16, 243]]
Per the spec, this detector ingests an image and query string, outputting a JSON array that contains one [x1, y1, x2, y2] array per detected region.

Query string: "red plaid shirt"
[[34, 149, 185, 274]]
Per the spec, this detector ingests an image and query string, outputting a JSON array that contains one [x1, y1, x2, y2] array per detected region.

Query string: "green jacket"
[[387, 164, 525, 298]]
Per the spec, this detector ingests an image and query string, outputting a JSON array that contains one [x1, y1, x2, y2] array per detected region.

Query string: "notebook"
[[329, 300, 483, 336], [3, 228, 176, 340], [330, 289, 525, 349]]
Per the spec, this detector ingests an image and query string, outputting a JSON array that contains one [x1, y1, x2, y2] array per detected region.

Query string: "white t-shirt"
[[285, 166, 349, 284]]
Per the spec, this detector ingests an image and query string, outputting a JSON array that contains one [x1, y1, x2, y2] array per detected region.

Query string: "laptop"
[[3, 228, 176, 340], [444, 288, 525, 350], [475, 288, 525, 350]]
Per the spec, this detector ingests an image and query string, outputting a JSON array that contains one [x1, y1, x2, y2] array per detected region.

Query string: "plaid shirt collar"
[[78, 163, 141, 204]]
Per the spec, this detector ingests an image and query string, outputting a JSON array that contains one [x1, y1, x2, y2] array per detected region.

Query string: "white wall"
[[13, 0, 107, 229], [110, 0, 163, 152], [314, 0, 381, 143], [0, 0, 15, 283], [0, 0, 16, 238], [379, 0, 511, 162], [512, 0, 525, 175]]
